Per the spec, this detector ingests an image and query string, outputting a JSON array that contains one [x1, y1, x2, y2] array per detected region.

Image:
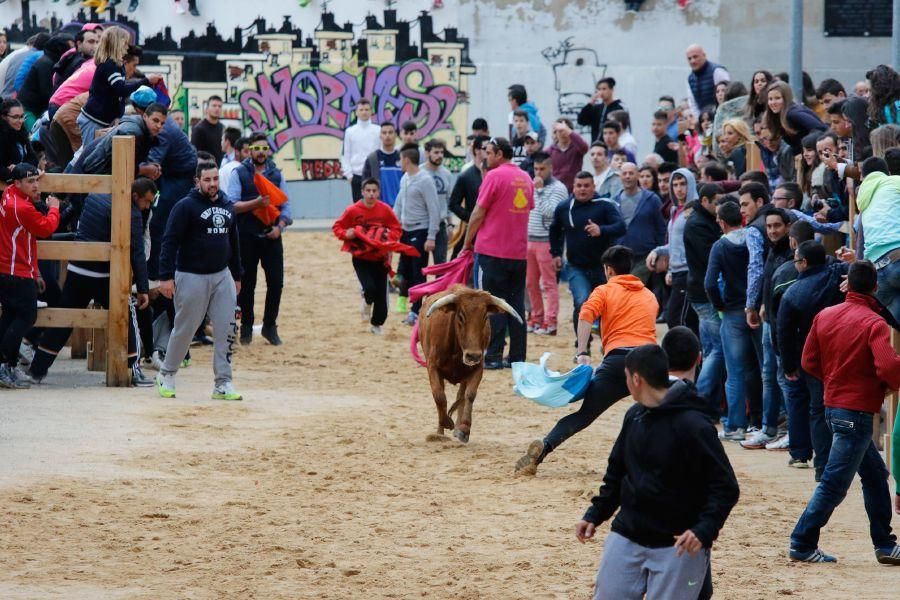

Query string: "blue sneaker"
[[876, 545, 900, 565], [789, 548, 837, 563]]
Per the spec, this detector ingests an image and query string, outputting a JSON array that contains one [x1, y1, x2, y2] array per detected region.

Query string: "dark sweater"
[[577, 98, 625, 144], [612, 189, 667, 257], [653, 134, 679, 164], [549, 195, 626, 268], [52, 51, 89, 91], [0, 121, 38, 183], [583, 380, 740, 549], [783, 103, 827, 155], [82, 60, 149, 125], [191, 118, 225, 165], [18, 35, 72, 115], [448, 165, 482, 222], [704, 229, 750, 311], [158, 188, 242, 281], [683, 204, 721, 303], [760, 236, 792, 323], [71, 193, 149, 294]]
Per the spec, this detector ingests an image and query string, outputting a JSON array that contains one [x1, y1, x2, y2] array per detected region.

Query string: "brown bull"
[[419, 285, 523, 443]]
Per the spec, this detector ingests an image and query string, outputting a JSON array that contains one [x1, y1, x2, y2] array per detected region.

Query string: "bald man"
[[686, 44, 730, 116]]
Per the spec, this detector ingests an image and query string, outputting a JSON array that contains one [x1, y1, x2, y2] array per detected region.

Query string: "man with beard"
[[156, 162, 243, 401], [421, 138, 453, 264], [225, 132, 292, 346]]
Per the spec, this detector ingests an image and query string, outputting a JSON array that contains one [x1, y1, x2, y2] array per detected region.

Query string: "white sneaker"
[[766, 434, 791, 450], [741, 429, 777, 449], [18, 341, 34, 366], [369, 325, 384, 335], [150, 350, 165, 371], [718, 427, 746, 441], [360, 298, 372, 322], [36, 300, 48, 308], [174, 0, 186, 14]]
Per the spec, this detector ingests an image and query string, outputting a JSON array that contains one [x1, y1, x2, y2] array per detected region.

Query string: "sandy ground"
[[1, 231, 897, 599]]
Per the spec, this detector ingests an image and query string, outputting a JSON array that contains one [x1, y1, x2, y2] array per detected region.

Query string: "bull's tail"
[[410, 320, 427, 367]]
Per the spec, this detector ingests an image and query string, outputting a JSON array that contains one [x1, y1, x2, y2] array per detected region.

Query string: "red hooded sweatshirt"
[[332, 200, 403, 262], [0, 184, 60, 279]]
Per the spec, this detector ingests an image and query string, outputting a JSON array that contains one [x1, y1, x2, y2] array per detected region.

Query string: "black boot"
[[240, 324, 253, 345], [261, 324, 282, 346]]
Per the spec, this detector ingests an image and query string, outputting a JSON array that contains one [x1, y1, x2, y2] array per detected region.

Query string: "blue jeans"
[[875, 260, 900, 323], [761, 322, 784, 434], [805, 374, 832, 476], [692, 302, 725, 416], [719, 310, 763, 431], [777, 358, 811, 460], [790, 408, 896, 554], [566, 264, 606, 337]]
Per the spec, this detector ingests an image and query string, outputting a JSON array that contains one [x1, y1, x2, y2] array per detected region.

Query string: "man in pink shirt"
[[463, 137, 535, 369]]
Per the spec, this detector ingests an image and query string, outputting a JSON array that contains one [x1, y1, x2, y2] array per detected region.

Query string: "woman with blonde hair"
[[73, 26, 160, 160], [718, 117, 754, 177], [869, 124, 900, 158], [762, 80, 827, 155]]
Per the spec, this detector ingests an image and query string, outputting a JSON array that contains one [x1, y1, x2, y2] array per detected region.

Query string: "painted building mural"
[[3, 3, 475, 182]]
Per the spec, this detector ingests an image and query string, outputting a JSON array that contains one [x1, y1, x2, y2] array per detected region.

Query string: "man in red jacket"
[[0, 163, 60, 389], [790, 261, 900, 565], [332, 178, 403, 335]]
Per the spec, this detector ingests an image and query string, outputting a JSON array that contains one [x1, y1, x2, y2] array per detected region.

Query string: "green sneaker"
[[395, 295, 408, 313], [212, 382, 243, 401], [180, 357, 192, 368], [156, 373, 176, 398]]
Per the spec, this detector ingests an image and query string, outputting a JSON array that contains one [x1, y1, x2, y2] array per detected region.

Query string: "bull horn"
[[426, 293, 458, 318], [489, 295, 524, 324]]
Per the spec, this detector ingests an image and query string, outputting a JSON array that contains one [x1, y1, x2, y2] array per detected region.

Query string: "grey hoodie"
[[394, 169, 442, 240], [654, 168, 698, 274]]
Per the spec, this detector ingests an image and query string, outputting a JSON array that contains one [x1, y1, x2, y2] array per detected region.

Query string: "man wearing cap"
[[51, 24, 101, 93], [518, 131, 542, 178], [0, 164, 60, 389]]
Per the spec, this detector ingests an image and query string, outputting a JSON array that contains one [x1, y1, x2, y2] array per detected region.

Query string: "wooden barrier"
[[33, 136, 134, 387]]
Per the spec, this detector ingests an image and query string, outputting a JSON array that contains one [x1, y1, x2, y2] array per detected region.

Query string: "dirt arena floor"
[[0, 230, 896, 599]]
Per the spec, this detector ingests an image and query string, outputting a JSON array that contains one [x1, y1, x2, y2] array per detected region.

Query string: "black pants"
[[239, 234, 284, 330], [30, 270, 138, 378], [24, 259, 63, 345], [0, 274, 38, 367], [543, 350, 630, 453], [352, 258, 389, 326], [351, 174, 362, 202], [431, 221, 448, 266], [397, 228, 429, 313], [474, 253, 527, 362], [666, 271, 699, 334]]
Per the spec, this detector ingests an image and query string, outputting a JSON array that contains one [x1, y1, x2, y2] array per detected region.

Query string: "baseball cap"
[[8, 163, 39, 183], [81, 23, 103, 32], [524, 131, 540, 142], [130, 86, 157, 110]]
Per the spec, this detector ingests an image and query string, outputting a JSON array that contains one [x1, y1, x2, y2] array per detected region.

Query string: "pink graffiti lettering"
[[239, 60, 458, 151]]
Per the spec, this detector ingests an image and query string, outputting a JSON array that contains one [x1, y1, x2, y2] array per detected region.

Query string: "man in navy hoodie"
[[549, 171, 625, 344], [612, 163, 667, 284], [156, 162, 243, 401]]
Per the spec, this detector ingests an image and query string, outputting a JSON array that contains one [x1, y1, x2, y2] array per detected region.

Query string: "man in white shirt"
[[590, 141, 623, 199], [341, 98, 381, 201], [219, 137, 249, 197]]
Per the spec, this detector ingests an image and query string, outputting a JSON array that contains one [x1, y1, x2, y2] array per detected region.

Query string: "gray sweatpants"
[[161, 269, 237, 386], [593, 531, 709, 600]]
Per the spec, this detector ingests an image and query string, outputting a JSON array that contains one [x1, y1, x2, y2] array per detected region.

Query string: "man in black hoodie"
[[576, 344, 739, 600], [18, 33, 74, 124], [156, 162, 243, 401]]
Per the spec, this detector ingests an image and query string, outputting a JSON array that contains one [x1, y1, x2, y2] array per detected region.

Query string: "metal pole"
[[893, 0, 900, 69], [790, 0, 803, 101]]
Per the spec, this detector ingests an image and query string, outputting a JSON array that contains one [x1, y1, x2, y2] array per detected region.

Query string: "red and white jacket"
[[0, 184, 60, 280]]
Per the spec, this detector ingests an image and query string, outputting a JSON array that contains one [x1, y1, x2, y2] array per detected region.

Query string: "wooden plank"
[[40, 173, 112, 195], [69, 328, 88, 359], [847, 180, 857, 249], [87, 327, 107, 372], [37, 241, 111, 262], [34, 308, 108, 329], [106, 136, 134, 387]]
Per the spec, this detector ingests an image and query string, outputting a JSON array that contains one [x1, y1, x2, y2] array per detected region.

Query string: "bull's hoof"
[[452, 429, 470, 444], [426, 433, 449, 443], [441, 417, 455, 430]]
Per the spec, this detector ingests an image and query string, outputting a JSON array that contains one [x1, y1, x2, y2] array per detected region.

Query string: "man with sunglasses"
[[226, 132, 292, 346], [26, 177, 157, 387]]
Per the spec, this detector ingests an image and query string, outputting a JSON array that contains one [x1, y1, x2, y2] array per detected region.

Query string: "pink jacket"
[[49, 60, 96, 107]]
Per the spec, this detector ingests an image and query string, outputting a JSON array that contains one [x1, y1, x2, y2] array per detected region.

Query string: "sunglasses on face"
[[248, 145, 269, 152]]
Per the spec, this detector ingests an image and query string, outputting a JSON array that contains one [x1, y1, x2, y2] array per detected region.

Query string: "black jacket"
[[18, 34, 72, 115], [448, 165, 482, 222], [0, 121, 38, 183], [683, 203, 721, 303], [583, 380, 740, 548], [51, 51, 89, 93], [760, 236, 792, 323], [71, 193, 149, 294], [549, 195, 625, 268], [775, 262, 848, 374], [158, 188, 242, 281], [577, 98, 625, 144]]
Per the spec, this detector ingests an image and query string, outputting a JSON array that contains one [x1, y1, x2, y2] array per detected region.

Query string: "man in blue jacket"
[[225, 132, 293, 346], [157, 162, 243, 401], [549, 171, 625, 344], [612, 163, 667, 285], [26, 177, 156, 387]]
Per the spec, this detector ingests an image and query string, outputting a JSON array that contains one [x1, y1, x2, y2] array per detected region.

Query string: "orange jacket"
[[578, 274, 658, 353]]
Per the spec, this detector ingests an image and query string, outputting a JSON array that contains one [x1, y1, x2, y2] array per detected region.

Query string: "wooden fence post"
[[106, 136, 134, 386]]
